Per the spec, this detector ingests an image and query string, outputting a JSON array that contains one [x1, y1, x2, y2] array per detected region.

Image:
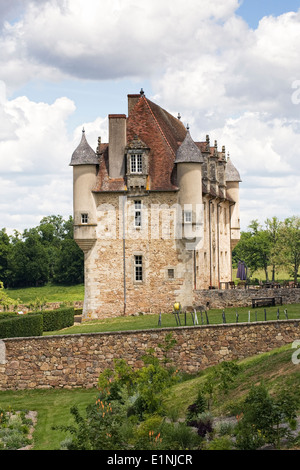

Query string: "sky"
[[0, 0, 300, 234]]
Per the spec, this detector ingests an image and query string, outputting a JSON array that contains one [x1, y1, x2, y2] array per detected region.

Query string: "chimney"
[[108, 114, 127, 179], [127, 94, 141, 115]]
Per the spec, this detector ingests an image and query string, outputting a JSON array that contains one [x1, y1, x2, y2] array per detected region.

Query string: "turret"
[[175, 128, 204, 247], [225, 156, 242, 249], [69, 129, 99, 252]]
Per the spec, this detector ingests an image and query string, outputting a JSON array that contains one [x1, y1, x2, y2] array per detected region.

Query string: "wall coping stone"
[[2, 319, 299, 343]]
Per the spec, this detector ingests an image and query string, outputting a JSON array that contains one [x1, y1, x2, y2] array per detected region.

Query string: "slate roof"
[[175, 129, 204, 164], [70, 129, 99, 166], [225, 157, 242, 182]]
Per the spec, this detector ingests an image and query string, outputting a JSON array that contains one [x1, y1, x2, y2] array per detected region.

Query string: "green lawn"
[[233, 266, 293, 283], [0, 388, 97, 450], [5, 283, 84, 304], [44, 303, 300, 336]]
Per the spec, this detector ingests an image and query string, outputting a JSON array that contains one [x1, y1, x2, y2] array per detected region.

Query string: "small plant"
[[0, 408, 33, 450], [186, 390, 207, 423]]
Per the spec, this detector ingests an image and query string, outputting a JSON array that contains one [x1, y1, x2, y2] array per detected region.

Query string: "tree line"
[[0, 215, 84, 288], [233, 215, 300, 283]]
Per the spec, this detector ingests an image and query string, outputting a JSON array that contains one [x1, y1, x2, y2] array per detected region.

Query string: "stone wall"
[[0, 320, 299, 391], [194, 287, 300, 309]]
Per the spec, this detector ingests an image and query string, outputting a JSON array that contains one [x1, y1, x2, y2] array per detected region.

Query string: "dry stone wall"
[[0, 320, 299, 391], [194, 287, 300, 309]]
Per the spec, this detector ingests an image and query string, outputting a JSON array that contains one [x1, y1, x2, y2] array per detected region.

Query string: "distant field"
[[233, 266, 293, 282], [5, 284, 84, 303]]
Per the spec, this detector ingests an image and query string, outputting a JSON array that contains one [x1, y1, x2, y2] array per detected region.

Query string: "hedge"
[[29, 307, 75, 332], [0, 307, 75, 338], [0, 314, 43, 339]]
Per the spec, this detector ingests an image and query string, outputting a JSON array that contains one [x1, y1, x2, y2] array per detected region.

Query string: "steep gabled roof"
[[126, 94, 187, 190]]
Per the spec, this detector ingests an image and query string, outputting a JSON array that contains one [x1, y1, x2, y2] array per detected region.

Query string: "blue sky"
[[0, 0, 300, 233]]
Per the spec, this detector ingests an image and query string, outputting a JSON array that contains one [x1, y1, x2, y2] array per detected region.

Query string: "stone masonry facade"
[[0, 320, 299, 391]]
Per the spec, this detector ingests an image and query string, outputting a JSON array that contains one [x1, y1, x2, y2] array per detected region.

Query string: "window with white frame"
[[130, 154, 143, 174], [134, 200, 142, 228], [81, 213, 88, 224], [134, 255, 143, 281], [184, 210, 192, 223]]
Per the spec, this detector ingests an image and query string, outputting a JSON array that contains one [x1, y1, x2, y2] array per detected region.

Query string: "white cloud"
[[0, 0, 300, 233]]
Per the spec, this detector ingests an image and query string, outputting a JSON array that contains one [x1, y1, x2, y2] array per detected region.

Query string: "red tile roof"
[[93, 94, 236, 199]]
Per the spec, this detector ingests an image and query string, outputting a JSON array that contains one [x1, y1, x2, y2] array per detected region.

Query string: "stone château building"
[[70, 90, 241, 319]]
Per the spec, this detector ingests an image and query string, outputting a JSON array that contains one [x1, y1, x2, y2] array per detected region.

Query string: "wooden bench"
[[252, 297, 282, 308]]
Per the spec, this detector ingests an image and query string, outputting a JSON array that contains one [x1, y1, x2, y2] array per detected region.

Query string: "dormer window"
[[130, 154, 143, 174]]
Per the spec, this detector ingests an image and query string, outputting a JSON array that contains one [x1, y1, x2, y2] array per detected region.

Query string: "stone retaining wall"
[[194, 287, 300, 309], [0, 320, 299, 391]]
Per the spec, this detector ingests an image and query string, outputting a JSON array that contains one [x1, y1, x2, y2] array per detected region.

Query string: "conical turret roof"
[[225, 157, 242, 182], [70, 129, 99, 166], [175, 129, 204, 164]]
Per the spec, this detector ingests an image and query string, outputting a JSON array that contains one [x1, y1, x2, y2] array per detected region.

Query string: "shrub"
[[0, 314, 43, 339], [29, 307, 74, 332], [235, 383, 300, 450], [207, 436, 234, 450], [0, 409, 33, 450]]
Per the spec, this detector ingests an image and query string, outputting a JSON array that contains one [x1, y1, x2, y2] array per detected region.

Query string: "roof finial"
[[82, 127, 85, 134], [177, 113, 181, 120], [186, 123, 190, 131], [140, 88, 144, 95]]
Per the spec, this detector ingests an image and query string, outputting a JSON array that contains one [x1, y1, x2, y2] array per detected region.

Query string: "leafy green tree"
[[234, 220, 272, 281], [37, 215, 83, 285], [265, 216, 282, 281], [276, 216, 300, 284], [8, 228, 49, 287], [53, 238, 84, 285], [236, 383, 299, 450], [0, 229, 12, 287]]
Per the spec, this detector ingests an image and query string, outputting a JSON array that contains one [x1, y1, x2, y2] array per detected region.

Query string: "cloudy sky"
[[0, 0, 300, 234]]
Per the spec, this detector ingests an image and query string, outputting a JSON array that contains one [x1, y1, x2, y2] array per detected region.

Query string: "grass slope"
[[164, 343, 300, 419], [4, 284, 84, 304]]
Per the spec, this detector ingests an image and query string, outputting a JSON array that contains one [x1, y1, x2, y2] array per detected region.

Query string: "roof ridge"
[[143, 96, 176, 157]]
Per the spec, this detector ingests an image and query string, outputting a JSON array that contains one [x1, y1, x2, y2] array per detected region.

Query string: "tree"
[[233, 220, 272, 281], [236, 383, 299, 450], [0, 229, 12, 287], [8, 228, 49, 287], [276, 216, 300, 284], [53, 238, 84, 285], [265, 216, 282, 281]]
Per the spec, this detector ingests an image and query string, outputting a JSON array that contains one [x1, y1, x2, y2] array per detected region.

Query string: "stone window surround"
[[133, 253, 144, 284]]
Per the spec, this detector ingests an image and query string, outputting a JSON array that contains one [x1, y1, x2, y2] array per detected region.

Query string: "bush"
[[29, 307, 74, 332], [0, 409, 33, 450], [0, 314, 43, 339]]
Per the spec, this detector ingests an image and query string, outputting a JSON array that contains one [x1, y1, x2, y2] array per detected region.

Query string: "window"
[[167, 268, 175, 279], [184, 211, 192, 223], [130, 154, 143, 174], [81, 213, 88, 224], [134, 255, 143, 281], [134, 200, 142, 228]]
